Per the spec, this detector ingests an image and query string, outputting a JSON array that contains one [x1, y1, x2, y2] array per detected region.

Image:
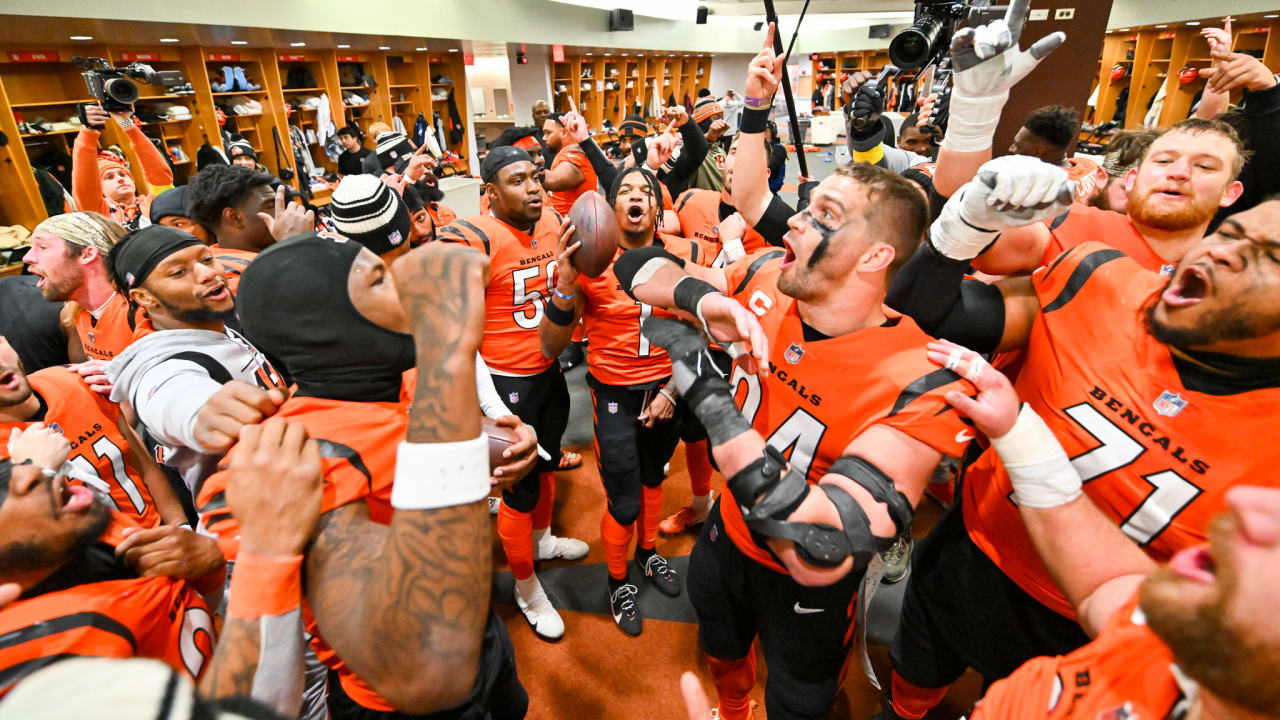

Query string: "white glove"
[[944, 0, 1066, 153], [930, 155, 1073, 260]]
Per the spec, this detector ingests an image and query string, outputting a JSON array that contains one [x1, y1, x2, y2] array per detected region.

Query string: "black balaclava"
[[236, 232, 414, 402]]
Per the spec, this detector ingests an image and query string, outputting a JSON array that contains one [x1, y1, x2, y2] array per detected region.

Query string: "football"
[[482, 417, 522, 472], [568, 190, 621, 278]]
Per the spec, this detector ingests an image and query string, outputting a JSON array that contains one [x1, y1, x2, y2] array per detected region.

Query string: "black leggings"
[[587, 374, 681, 526], [490, 365, 570, 514]]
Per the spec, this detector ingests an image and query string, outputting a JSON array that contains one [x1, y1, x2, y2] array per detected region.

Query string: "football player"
[[881, 158, 1280, 719]]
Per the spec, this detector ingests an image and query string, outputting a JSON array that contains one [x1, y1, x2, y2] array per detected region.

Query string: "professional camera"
[[72, 56, 185, 113], [889, 0, 982, 70]]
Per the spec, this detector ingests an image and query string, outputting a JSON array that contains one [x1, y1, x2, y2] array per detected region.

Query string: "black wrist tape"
[[740, 107, 770, 135], [544, 299, 576, 327], [672, 277, 718, 320]]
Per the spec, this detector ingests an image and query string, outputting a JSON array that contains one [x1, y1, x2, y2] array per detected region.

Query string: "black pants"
[[326, 610, 527, 720], [587, 374, 681, 526], [889, 500, 1091, 690], [490, 365, 569, 514], [688, 502, 861, 720]]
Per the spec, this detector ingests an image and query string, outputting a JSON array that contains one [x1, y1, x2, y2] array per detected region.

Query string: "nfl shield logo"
[[709, 524, 718, 542], [1153, 391, 1188, 417], [1160, 263, 1176, 277], [388, 230, 403, 246], [47, 422, 63, 435], [784, 343, 804, 364], [508, 392, 519, 404], [87, 331, 96, 344], [607, 402, 618, 414]]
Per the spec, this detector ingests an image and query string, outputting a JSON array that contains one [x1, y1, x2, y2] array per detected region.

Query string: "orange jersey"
[[973, 597, 1181, 719], [579, 234, 714, 388], [0, 576, 214, 697], [437, 208, 563, 375], [197, 394, 404, 711], [548, 144, 598, 216], [1065, 156, 1100, 204], [674, 188, 770, 262], [722, 250, 976, 572], [965, 243, 1280, 618], [427, 202, 456, 229], [0, 367, 161, 527], [1041, 205, 1173, 276], [75, 294, 148, 361], [208, 245, 257, 294]]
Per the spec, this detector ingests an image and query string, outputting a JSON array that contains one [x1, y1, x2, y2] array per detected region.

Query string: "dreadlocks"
[[606, 166, 664, 237]]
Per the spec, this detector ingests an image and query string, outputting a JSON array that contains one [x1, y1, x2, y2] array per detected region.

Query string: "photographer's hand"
[[109, 104, 137, 129], [78, 103, 109, 132]]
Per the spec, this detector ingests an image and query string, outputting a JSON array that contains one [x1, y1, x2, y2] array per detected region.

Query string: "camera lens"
[[890, 13, 944, 70], [103, 77, 140, 106]]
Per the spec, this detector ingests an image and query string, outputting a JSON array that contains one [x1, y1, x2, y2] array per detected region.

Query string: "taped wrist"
[[943, 91, 1008, 153], [826, 456, 914, 538], [544, 298, 575, 326], [992, 403, 1083, 508], [673, 276, 720, 333], [849, 122, 885, 153], [740, 107, 769, 135], [884, 242, 1006, 353], [228, 554, 302, 618], [615, 245, 686, 300]]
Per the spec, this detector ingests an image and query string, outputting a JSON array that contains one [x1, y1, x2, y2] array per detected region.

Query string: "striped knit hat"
[[692, 97, 724, 126], [375, 131, 414, 170], [330, 175, 411, 257], [227, 139, 257, 161]]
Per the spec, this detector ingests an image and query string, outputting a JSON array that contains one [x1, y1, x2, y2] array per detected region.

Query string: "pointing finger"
[[1005, 0, 1030, 41], [1028, 31, 1066, 61]]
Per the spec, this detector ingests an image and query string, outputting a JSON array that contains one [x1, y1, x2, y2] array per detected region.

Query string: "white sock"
[[534, 527, 555, 554], [690, 492, 713, 515], [515, 574, 543, 606]]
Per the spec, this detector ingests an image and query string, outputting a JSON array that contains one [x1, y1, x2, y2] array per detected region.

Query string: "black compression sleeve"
[[751, 194, 793, 247], [885, 241, 1007, 353], [579, 137, 620, 191]]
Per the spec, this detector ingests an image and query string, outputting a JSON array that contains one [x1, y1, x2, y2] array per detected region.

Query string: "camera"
[[889, 1, 976, 70], [72, 56, 185, 113]]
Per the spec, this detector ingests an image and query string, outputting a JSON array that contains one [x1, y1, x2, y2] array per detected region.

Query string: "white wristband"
[[990, 404, 1083, 509], [942, 91, 1007, 154], [391, 435, 490, 510], [722, 236, 746, 263]]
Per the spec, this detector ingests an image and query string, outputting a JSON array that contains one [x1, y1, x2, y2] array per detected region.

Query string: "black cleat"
[[609, 582, 643, 636], [637, 552, 682, 597]]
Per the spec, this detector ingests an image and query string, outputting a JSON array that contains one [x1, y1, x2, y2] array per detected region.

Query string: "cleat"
[[610, 583, 642, 635], [515, 577, 564, 641], [536, 534, 589, 562], [638, 552, 682, 597], [880, 535, 913, 584], [659, 505, 709, 535]]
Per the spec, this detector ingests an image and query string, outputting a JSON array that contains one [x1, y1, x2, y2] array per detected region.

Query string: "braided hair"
[[606, 166, 664, 238]]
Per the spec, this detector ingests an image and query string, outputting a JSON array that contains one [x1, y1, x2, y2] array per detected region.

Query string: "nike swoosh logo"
[[793, 602, 823, 615], [955, 430, 974, 443]]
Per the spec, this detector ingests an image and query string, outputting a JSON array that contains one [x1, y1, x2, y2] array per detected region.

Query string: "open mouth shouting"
[[1162, 264, 1210, 308]]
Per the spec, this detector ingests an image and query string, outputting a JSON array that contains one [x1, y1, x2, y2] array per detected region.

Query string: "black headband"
[[112, 225, 203, 291], [481, 146, 533, 183]]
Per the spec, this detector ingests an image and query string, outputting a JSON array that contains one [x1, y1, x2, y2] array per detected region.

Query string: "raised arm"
[[537, 220, 586, 361], [71, 105, 110, 214], [122, 116, 174, 192], [304, 242, 492, 713], [925, 341, 1154, 636], [563, 112, 621, 190], [732, 25, 786, 227], [931, 0, 1064, 198], [663, 107, 709, 193], [541, 148, 586, 192], [885, 155, 1073, 352], [198, 417, 322, 717]]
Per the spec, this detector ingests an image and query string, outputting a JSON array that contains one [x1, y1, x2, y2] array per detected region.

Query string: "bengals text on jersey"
[[971, 596, 1182, 719], [579, 234, 716, 388], [74, 294, 150, 362], [196, 394, 405, 712], [0, 367, 162, 528], [964, 242, 1280, 619], [721, 249, 976, 573], [437, 207, 564, 375]]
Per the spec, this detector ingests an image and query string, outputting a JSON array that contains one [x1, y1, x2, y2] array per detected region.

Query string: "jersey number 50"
[[511, 260, 559, 329]]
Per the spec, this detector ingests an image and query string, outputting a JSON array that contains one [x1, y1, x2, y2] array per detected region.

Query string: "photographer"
[[843, 71, 935, 173], [72, 102, 173, 231]]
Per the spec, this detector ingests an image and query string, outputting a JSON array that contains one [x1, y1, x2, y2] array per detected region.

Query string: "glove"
[[930, 155, 1073, 261], [945, 0, 1066, 153], [850, 82, 885, 132], [849, 121, 885, 153]]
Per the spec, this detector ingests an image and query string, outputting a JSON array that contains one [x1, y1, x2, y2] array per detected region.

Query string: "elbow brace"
[[614, 245, 686, 300], [884, 242, 1006, 354]]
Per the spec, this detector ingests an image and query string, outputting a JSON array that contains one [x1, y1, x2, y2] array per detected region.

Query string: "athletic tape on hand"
[[392, 435, 491, 510], [990, 404, 1083, 509]]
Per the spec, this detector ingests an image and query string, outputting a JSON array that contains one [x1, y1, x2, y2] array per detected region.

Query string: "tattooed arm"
[[199, 418, 323, 717], [305, 242, 492, 713]]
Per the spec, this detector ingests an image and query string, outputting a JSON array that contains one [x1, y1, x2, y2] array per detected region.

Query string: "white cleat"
[[515, 576, 564, 641], [536, 534, 589, 561]]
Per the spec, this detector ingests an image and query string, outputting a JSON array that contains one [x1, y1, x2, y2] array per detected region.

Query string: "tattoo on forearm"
[[199, 616, 260, 700]]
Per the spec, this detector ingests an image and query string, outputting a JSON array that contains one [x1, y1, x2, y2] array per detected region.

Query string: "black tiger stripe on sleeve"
[[731, 250, 786, 296], [1042, 248, 1126, 313]]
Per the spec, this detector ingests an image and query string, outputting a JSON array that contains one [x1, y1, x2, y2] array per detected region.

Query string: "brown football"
[[568, 190, 621, 278], [482, 417, 521, 472]]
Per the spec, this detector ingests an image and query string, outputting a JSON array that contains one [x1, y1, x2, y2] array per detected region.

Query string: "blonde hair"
[[367, 122, 393, 141]]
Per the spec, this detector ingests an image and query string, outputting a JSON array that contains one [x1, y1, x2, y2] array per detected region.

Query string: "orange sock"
[[497, 504, 535, 581], [706, 651, 757, 720], [686, 440, 713, 497], [601, 512, 633, 580], [531, 472, 555, 531], [890, 671, 949, 720], [639, 484, 663, 550]]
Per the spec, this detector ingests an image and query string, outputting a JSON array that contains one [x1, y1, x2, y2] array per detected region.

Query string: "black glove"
[[850, 82, 885, 133], [77, 103, 107, 131]]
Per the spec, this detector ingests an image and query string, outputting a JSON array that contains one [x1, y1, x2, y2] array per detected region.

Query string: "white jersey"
[[106, 327, 282, 494]]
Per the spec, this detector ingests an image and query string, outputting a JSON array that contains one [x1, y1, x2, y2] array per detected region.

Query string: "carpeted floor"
[[487, 365, 983, 719]]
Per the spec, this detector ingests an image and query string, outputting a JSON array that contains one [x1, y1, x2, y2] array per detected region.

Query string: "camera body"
[[73, 56, 185, 113], [890, 0, 975, 70]]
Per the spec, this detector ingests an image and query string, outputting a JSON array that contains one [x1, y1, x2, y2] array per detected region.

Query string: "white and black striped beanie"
[[330, 175, 411, 257], [374, 131, 413, 170]]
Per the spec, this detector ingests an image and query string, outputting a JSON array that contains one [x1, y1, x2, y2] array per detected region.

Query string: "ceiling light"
[[448, 48, 459, 52], [417, 47, 428, 51], [69, 35, 93, 40], [1156, 24, 1167, 28], [1117, 28, 1128, 31], [586, 52, 593, 55], [1267, 14, 1278, 18], [160, 38, 179, 43], [231, 40, 247, 45], [290, 42, 306, 47], [604, 52, 612, 56], [379, 46, 391, 50], [1186, 21, 1200, 26], [337, 44, 350, 48]]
